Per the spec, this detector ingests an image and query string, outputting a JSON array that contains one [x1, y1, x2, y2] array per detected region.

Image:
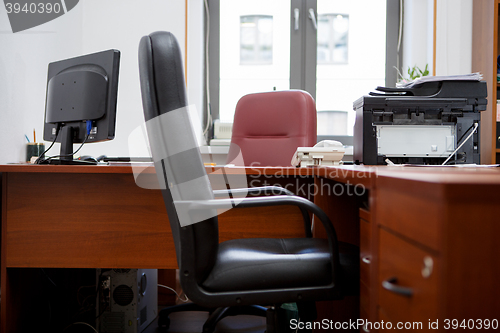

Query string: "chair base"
[[266, 301, 316, 333], [158, 301, 316, 333], [158, 303, 267, 333]]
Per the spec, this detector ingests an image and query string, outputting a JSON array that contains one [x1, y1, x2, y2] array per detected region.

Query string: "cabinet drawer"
[[360, 306, 372, 333], [376, 183, 441, 251], [360, 280, 370, 315], [360, 218, 371, 284], [378, 229, 439, 323], [360, 208, 371, 222]]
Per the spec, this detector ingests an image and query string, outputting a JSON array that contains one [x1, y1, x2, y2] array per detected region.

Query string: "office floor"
[[144, 311, 266, 333]]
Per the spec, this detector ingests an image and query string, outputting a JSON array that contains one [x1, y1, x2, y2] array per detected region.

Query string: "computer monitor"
[[41, 49, 120, 164]]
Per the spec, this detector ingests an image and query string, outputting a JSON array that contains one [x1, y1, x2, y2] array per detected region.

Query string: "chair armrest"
[[176, 196, 339, 269], [212, 186, 294, 198], [212, 186, 311, 237]]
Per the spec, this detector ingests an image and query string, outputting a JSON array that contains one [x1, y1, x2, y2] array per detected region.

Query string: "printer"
[[353, 79, 487, 165]]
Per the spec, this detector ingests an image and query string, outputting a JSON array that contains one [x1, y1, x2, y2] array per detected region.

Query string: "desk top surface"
[[1, 163, 500, 185]]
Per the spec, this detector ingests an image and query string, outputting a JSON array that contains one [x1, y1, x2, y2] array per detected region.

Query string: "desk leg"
[[1, 269, 26, 333], [313, 178, 362, 246], [1, 172, 9, 333], [313, 177, 362, 331], [2, 174, 61, 332], [0, 263, 5, 333], [2, 268, 98, 332], [1, 268, 30, 332]]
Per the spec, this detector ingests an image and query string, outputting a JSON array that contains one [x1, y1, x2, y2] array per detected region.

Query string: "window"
[[240, 15, 273, 65], [208, 0, 401, 139], [317, 14, 349, 64], [316, 1, 387, 136], [216, 0, 290, 123]]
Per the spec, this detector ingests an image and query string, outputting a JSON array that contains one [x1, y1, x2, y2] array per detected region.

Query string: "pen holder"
[[26, 143, 45, 163]]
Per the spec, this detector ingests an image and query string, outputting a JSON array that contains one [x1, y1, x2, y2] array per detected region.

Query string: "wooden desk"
[[0, 164, 315, 332], [313, 165, 500, 332], [1, 164, 500, 332]]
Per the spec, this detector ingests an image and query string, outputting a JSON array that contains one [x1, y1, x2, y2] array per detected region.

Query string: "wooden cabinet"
[[472, 0, 500, 163], [368, 170, 500, 331], [313, 167, 500, 332], [359, 208, 371, 332]]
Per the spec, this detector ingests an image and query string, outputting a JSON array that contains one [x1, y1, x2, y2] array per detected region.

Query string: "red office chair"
[[226, 90, 317, 167]]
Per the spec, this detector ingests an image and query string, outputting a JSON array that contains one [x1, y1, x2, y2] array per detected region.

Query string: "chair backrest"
[[138, 31, 218, 282], [226, 90, 317, 166]]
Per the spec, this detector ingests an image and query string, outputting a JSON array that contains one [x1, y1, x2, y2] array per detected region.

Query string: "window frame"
[[207, 0, 402, 143]]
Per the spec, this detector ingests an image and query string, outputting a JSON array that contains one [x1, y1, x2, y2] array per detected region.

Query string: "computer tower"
[[97, 269, 158, 333]]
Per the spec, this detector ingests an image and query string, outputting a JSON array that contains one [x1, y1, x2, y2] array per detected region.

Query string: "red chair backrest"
[[226, 90, 317, 167]]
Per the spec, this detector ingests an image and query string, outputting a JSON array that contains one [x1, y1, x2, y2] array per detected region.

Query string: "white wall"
[[402, 0, 434, 76], [0, 0, 204, 164], [402, 0, 472, 79], [0, 4, 83, 164], [0, 0, 476, 164], [435, 0, 472, 76], [187, 0, 205, 137]]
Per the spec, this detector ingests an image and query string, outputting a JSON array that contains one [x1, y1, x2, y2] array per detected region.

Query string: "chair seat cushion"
[[202, 238, 358, 292]]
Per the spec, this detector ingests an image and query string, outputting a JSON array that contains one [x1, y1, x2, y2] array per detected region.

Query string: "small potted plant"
[[395, 64, 430, 87]]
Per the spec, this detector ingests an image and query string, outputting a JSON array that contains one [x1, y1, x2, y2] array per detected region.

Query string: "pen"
[[33, 129, 36, 143], [25, 134, 30, 143]]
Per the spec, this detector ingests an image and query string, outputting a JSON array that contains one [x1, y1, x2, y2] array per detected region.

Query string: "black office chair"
[[138, 31, 359, 333]]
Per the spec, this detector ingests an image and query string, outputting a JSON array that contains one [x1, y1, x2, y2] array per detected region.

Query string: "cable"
[[445, 154, 466, 165], [34, 124, 60, 164], [77, 284, 97, 306], [34, 137, 57, 164], [203, 0, 212, 136], [38, 134, 89, 163], [385, 158, 396, 166], [95, 301, 108, 320], [95, 272, 109, 320], [442, 122, 478, 165], [456, 123, 476, 144], [158, 284, 189, 302], [396, 0, 403, 78], [40, 268, 57, 287], [397, 0, 403, 54], [63, 322, 98, 333], [37, 121, 92, 164]]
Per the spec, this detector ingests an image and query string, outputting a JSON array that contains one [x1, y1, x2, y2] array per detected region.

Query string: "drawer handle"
[[382, 277, 413, 297], [362, 323, 371, 332], [362, 256, 371, 264], [421, 256, 434, 278]]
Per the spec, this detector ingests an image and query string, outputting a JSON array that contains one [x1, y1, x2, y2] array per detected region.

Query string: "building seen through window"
[[317, 14, 349, 64], [240, 15, 273, 65], [217, 0, 388, 138]]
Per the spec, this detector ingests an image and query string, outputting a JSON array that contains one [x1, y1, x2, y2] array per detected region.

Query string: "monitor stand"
[[44, 159, 97, 165], [44, 125, 98, 165]]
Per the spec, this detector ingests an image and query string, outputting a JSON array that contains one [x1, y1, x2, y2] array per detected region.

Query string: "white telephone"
[[313, 140, 344, 148], [291, 140, 345, 167]]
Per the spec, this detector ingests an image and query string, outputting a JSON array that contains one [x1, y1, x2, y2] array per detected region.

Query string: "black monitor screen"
[[42, 49, 120, 164]]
